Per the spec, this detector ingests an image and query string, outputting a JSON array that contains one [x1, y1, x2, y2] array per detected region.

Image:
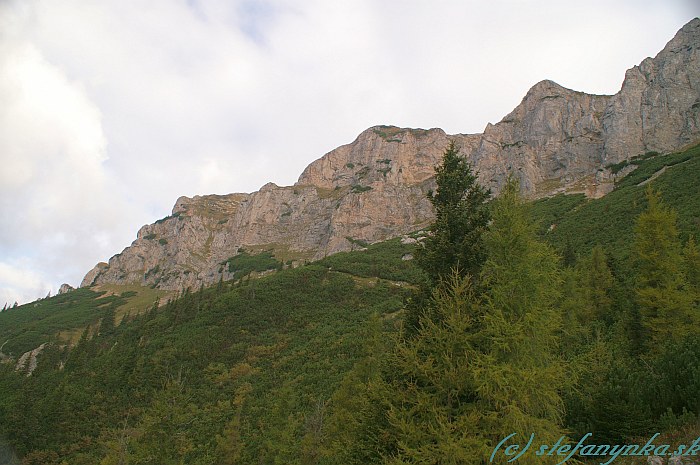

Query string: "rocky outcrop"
[[82, 19, 700, 291], [297, 126, 480, 189], [15, 343, 47, 377], [603, 18, 700, 165], [471, 80, 611, 196], [467, 18, 700, 198], [58, 284, 74, 294]]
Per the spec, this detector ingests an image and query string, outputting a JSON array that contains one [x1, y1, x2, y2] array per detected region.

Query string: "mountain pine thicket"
[[0, 143, 698, 464]]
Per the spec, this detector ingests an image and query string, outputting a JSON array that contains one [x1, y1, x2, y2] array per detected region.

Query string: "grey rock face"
[[82, 19, 700, 291], [58, 284, 74, 294], [82, 128, 448, 290], [468, 80, 611, 197], [603, 18, 700, 165], [462, 18, 700, 198], [15, 343, 47, 377]]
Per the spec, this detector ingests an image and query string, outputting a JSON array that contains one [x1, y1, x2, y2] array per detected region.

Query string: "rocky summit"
[[82, 18, 700, 292]]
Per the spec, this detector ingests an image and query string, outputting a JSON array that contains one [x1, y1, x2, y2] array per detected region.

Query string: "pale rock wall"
[[82, 19, 700, 291], [468, 80, 611, 196], [602, 18, 700, 164]]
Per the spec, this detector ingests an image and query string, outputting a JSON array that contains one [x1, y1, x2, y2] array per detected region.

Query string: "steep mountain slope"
[[2, 141, 700, 464], [82, 18, 700, 291]]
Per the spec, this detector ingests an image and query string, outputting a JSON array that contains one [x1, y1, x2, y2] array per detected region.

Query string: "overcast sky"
[[0, 0, 697, 306]]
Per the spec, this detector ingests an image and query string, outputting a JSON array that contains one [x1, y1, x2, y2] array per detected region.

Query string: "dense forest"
[[0, 143, 698, 464]]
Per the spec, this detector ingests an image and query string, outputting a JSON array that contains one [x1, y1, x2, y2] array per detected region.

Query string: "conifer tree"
[[473, 178, 567, 465], [634, 186, 696, 348], [383, 273, 485, 465], [406, 141, 490, 335], [684, 236, 700, 307], [383, 179, 567, 465], [100, 307, 116, 336], [216, 383, 251, 465], [415, 141, 491, 284], [585, 246, 614, 317], [566, 245, 615, 326]]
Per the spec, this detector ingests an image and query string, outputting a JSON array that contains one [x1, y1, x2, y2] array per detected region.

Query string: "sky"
[[0, 0, 697, 306]]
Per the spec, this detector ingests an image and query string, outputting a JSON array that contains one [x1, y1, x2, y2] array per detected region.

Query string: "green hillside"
[[0, 264, 414, 464], [0, 143, 697, 464], [0, 286, 168, 358], [532, 143, 700, 264]]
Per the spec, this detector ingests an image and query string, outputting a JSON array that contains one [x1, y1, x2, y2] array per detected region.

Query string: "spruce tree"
[[406, 142, 490, 336], [415, 141, 491, 284]]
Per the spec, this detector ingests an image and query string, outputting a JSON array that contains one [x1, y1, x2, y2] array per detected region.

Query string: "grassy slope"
[[0, 285, 168, 357], [0, 289, 124, 357], [532, 143, 700, 264], [93, 284, 170, 325], [316, 236, 426, 284]]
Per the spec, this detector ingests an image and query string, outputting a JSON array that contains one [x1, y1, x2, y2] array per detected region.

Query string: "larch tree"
[[472, 178, 568, 465], [634, 186, 696, 349], [383, 273, 486, 465]]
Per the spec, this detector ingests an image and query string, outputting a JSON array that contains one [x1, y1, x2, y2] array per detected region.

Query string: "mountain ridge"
[[82, 18, 700, 291]]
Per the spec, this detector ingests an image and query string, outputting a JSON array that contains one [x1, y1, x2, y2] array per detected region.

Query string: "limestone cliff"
[[83, 128, 454, 290], [471, 80, 611, 197], [82, 19, 700, 291], [467, 18, 700, 198], [602, 18, 700, 165]]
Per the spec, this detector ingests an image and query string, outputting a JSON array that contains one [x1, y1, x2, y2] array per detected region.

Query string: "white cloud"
[[0, 0, 696, 303], [0, 260, 51, 307], [0, 10, 138, 303]]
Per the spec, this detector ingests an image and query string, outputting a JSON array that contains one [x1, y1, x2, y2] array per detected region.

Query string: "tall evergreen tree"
[[382, 179, 567, 465], [634, 186, 696, 349], [473, 178, 567, 465], [406, 142, 490, 336], [415, 141, 491, 284], [383, 273, 485, 465], [562, 245, 615, 328]]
